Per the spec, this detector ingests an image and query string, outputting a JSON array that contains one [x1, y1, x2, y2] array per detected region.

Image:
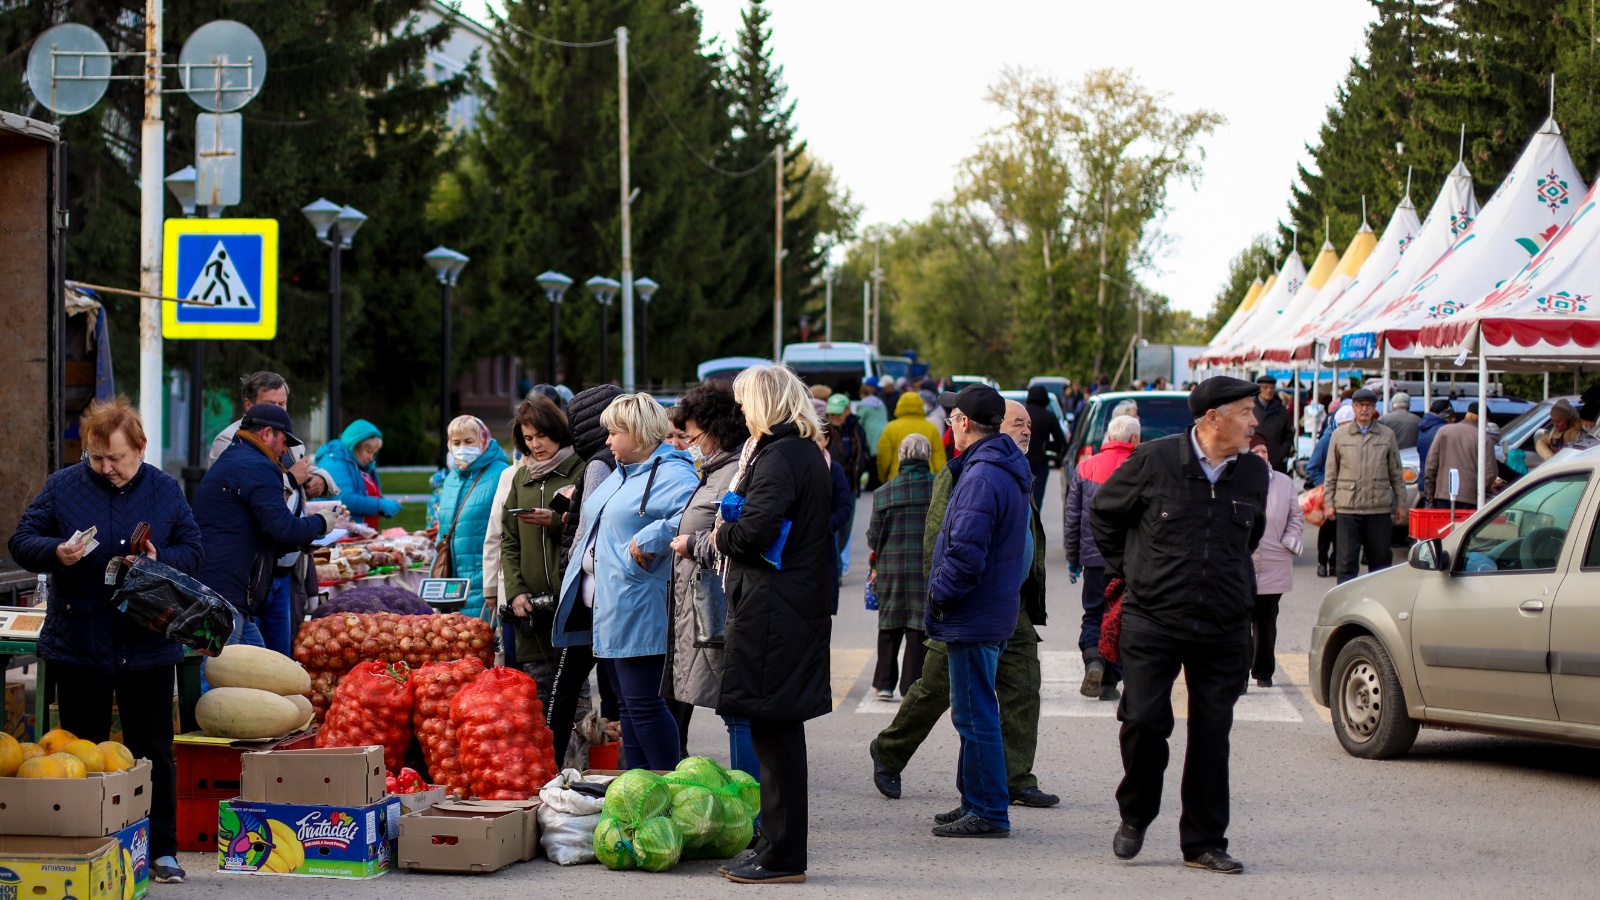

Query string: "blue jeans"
[[947, 640, 1009, 828], [599, 655, 681, 770], [260, 574, 294, 657], [721, 714, 760, 778]]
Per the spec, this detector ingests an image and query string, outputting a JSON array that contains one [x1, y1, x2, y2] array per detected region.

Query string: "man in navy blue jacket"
[[925, 385, 1032, 839], [192, 404, 334, 648]]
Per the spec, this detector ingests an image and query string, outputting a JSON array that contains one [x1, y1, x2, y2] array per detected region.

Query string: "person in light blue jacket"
[[315, 419, 402, 528], [553, 393, 698, 769], [433, 415, 510, 619]]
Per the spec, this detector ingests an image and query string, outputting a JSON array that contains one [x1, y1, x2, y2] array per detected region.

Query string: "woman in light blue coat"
[[433, 415, 510, 619], [553, 393, 698, 769]]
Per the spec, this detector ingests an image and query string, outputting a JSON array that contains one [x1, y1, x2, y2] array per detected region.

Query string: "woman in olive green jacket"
[[501, 397, 585, 711]]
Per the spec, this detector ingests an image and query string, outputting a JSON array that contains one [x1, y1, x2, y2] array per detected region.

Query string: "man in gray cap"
[[1378, 391, 1421, 449], [1090, 376, 1269, 874], [1324, 388, 1406, 583], [1253, 375, 1294, 472]]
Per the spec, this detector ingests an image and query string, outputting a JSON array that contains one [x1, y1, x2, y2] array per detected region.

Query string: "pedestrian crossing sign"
[[161, 218, 278, 339]]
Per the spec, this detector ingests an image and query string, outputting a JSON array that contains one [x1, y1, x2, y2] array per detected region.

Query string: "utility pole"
[[824, 268, 833, 341], [1093, 186, 1110, 377], [862, 282, 870, 343], [871, 237, 883, 348], [140, 0, 165, 466], [617, 26, 635, 392], [774, 142, 784, 360]]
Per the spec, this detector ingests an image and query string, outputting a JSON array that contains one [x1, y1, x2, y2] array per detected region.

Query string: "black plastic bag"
[[110, 556, 238, 656]]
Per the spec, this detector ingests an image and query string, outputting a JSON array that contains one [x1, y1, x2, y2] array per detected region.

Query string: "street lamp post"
[[301, 198, 367, 438], [537, 271, 573, 385], [586, 276, 620, 386], [633, 277, 658, 389], [425, 247, 470, 457]]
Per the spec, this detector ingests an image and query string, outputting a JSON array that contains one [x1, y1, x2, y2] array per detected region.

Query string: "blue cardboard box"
[[216, 798, 400, 879], [111, 818, 149, 900]]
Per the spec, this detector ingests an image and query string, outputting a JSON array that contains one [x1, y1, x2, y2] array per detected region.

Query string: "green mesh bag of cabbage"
[[601, 769, 672, 823], [662, 757, 761, 858], [593, 814, 684, 872]]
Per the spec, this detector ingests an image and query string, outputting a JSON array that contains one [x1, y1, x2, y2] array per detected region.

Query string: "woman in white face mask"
[[435, 414, 510, 619]]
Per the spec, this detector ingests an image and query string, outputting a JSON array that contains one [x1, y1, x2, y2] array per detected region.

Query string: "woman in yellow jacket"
[[877, 391, 947, 482]]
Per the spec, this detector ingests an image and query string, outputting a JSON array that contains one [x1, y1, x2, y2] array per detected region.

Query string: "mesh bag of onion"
[[450, 666, 559, 800], [412, 657, 487, 797], [316, 660, 415, 773]]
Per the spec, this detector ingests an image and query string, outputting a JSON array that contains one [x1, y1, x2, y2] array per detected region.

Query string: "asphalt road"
[[168, 469, 1600, 898]]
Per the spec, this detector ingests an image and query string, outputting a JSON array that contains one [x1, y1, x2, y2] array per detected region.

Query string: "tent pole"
[[1291, 363, 1301, 461], [1544, 371, 1550, 401], [1423, 357, 1431, 410], [1312, 342, 1323, 433], [1382, 346, 1391, 410], [1477, 337, 1488, 508]]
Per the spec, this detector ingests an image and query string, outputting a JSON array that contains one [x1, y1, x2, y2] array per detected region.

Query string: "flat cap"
[[1188, 376, 1260, 417], [1255, 374, 1277, 385], [1351, 388, 1379, 404]]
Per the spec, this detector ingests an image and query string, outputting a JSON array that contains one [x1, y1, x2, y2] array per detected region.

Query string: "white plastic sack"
[[537, 769, 615, 865]]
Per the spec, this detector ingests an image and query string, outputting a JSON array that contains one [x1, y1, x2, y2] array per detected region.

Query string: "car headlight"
[[1403, 465, 1418, 484]]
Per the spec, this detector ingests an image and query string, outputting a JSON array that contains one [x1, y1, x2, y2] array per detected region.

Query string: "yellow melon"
[[17, 755, 68, 778], [18, 742, 45, 762], [0, 733, 21, 776], [38, 728, 77, 754], [61, 739, 105, 773], [97, 741, 136, 773], [50, 752, 87, 778]]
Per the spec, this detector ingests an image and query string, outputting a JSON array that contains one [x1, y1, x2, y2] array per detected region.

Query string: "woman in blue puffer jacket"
[[553, 393, 697, 770], [315, 419, 401, 529], [434, 415, 510, 619]]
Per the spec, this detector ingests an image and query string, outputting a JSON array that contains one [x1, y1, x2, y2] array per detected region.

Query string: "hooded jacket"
[[877, 391, 947, 482], [1090, 430, 1269, 637], [314, 419, 387, 519], [926, 432, 1032, 643], [10, 462, 203, 673], [1024, 385, 1068, 469], [434, 438, 511, 619], [552, 441, 698, 657], [1063, 439, 1136, 567]]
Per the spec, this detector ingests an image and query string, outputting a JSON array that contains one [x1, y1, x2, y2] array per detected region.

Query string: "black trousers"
[[749, 717, 808, 872], [1335, 513, 1393, 583], [1250, 593, 1282, 681], [1115, 617, 1250, 857], [873, 627, 927, 696], [54, 662, 179, 859], [1317, 520, 1336, 566], [546, 644, 621, 764]]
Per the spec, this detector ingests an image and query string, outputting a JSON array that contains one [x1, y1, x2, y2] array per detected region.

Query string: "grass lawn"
[[378, 470, 437, 494]]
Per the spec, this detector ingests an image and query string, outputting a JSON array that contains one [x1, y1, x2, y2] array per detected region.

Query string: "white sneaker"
[[875, 689, 894, 701]]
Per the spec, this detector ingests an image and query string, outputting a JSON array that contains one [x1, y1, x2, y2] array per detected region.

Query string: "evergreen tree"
[[1555, 0, 1600, 177]]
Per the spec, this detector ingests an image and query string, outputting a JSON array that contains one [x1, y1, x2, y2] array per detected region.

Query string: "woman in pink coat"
[[1247, 433, 1303, 689]]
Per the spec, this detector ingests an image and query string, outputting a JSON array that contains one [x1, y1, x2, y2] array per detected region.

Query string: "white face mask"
[[689, 444, 705, 467], [452, 445, 483, 467]]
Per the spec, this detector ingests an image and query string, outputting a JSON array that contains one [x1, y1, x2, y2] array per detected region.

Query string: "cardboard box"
[[397, 803, 524, 874], [2, 682, 25, 740], [175, 731, 317, 798], [452, 799, 541, 861], [111, 818, 150, 900], [396, 786, 449, 817], [217, 797, 400, 879], [0, 836, 125, 900], [0, 760, 152, 837], [240, 746, 385, 806]]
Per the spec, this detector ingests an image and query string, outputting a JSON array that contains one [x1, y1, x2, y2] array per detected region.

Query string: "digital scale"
[[0, 605, 46, 641], [417, 578, 470, 612]]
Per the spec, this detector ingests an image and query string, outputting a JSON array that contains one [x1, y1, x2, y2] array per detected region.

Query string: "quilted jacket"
[[925, 433, 1032, 643]]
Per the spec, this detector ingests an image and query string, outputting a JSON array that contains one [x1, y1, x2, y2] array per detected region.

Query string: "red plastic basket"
[[176, 795, 221, 852], [1409, 507, 1473, 540], [175, 731, 317, 798]]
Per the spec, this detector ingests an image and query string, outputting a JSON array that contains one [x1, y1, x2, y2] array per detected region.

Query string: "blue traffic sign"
[[162, 218, 278, 339]]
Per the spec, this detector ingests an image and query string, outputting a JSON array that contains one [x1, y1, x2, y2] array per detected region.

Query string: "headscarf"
[[449, 414, 493, 448]]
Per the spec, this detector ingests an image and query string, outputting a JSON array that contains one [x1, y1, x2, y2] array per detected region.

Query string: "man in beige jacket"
[[1424, 401, 1495, 510], [1323, 388, 1406, 584]]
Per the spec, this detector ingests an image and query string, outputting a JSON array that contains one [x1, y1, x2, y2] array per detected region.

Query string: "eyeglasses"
[[683, 431, 705, 446]]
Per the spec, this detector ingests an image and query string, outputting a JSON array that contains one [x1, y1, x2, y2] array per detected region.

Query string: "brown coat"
[[1424, 419, 1495, 503], [1325, 420, 1406, 515]]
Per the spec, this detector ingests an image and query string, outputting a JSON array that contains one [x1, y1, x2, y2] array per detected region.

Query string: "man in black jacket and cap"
[[1253, 375, 1294, 472], [1090, 376, 1269, 875]]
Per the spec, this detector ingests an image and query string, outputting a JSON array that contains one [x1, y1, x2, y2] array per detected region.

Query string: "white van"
[[780, 342, 877, 393]]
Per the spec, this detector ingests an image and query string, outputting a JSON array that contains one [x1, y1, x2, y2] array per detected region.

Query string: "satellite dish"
[[178, 20, 267, 112], [26, 23, 111, 116]]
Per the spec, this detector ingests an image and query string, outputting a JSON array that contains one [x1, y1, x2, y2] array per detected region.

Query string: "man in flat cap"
[[1253, 375, 1295, 472], [1090, 375, 1269, 874], [1324, 387, 1406, 583]]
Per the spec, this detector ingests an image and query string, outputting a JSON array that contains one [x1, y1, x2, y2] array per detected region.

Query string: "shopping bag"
[[110, 556, 238, 656]]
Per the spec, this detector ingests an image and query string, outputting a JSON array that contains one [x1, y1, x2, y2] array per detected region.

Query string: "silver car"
[[1310, 447, 1600, 758]]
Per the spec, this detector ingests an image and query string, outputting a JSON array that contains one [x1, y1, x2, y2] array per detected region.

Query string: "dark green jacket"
[[922, 464, 1047, 631], [501, 451, 585, 660]]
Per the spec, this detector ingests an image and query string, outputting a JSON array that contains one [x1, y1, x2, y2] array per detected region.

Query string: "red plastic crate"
[[176, 795, 221, 853], [175, 731, 318, 798], [1409, 507, 1473, 540]]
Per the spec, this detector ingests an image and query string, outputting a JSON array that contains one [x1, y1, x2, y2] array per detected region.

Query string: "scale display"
[[0, 606, 47, 641], [417, 579, 471, 602]]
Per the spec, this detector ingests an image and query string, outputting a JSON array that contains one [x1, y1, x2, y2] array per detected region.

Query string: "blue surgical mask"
[[452, 445, 483, 467]]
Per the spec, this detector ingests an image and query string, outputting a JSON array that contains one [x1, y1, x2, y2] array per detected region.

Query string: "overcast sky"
[[461, 0, 1378, 314]]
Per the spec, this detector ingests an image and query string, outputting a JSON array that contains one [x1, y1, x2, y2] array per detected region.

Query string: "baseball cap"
[[827, 394, 850, 415], [937, 385, 1006, 428], [862, 376, 879, 389], [241, 403, 302, 447]]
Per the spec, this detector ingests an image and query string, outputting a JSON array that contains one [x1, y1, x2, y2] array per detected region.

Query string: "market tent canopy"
[[1204, 275, 1270, 355], [1275, 199, 1414, 363], [1257, 224, 1376, 362], [1422, 181, 1600, 360], [1324, 160, 1480, 361], [1334, 118, 1584, 360], [1243, 238, 1340, 360], [1207, 249, 1307, 364]]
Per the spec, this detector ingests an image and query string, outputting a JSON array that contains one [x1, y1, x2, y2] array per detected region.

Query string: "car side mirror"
[[1408, 538, 1450, 573]]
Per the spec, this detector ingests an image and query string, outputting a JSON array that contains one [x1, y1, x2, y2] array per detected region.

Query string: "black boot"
[[1081, 648, 1104, 698]]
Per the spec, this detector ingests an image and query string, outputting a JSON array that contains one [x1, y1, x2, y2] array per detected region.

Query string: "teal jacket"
[[552, 442, 698, 657], [315, 420, 386, 518], [434, 440, 510, 618]]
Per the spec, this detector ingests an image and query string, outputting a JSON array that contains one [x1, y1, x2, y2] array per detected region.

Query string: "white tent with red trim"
[[1204, 249, 1307, 364], [1256, 223, 1379, 363], [1240, 238, 1343, 361], [1332, 119, 1583, 362]]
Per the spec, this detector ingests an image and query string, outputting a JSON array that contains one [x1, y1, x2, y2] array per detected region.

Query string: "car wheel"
[[1329, 635, 1419, 759]]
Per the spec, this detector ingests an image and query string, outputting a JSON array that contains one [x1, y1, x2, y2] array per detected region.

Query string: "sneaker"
[[931, 813, 1009, 838], [875, 689, 895, 701], [724, 862, 806, 884], [1080, 659, 1105, 697], [1010, 786, 1060, 807], [869, 738, 901, 799], [717, 849, 759, 876], [151, 862, 186, 884], [933, 805, 966, 825], [1185, 849, 1244, 874]]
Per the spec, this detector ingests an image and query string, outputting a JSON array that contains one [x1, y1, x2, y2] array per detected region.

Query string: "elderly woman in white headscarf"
[[434, 414, 510, 619]]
